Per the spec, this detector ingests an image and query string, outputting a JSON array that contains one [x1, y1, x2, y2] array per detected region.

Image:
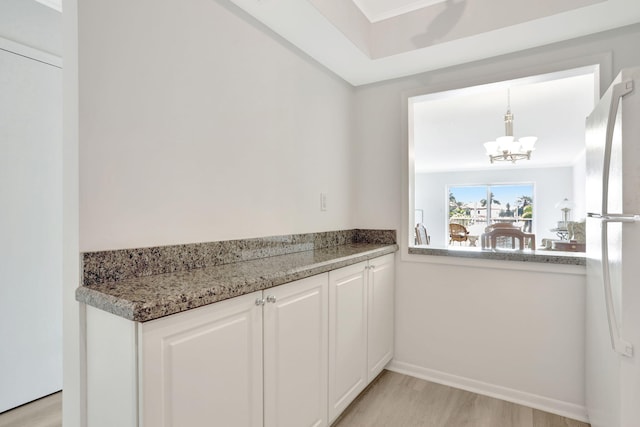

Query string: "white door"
[[328, 261, 368, 422], [263, 274, 328, 427], [0, 47, 62, 412], [367, 254, 395, 382], [141, 292, 263, 427]]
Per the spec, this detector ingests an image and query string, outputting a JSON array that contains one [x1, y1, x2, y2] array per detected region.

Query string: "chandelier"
[[483, 89, 537, 164]]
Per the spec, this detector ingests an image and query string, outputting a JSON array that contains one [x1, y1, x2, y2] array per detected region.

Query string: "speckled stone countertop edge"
[[81, 229, 396, 287], [77, 244, 398, 322], [408, 247, 586, 265], [79, 290, 136, 320]]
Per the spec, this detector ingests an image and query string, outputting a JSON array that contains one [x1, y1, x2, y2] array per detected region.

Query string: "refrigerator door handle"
[[588, 212, 640, 222], [593, 79, 635, 358], [599, 218, 634, 357], [600, 79, 633, 214]]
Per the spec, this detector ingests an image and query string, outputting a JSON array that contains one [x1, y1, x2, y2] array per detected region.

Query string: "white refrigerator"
[[585, 67, 640, 427]]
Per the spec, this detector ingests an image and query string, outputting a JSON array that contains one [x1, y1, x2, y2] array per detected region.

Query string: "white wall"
[[392, 260, 586, 417], [78, 0, 356, 252], [416, 167, 574, 246], [572, 150, 587, 221], [354, 24, 640, 420]]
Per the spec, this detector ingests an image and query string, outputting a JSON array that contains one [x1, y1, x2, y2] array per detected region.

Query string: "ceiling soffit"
[[372, 0, 606, 58], [314, 0, 606, 59], [351, 0, 447, 23], [227, 0, 640, 85]]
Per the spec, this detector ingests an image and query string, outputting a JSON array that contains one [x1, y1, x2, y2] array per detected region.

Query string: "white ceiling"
[[351, 0, 447, 22], [228, 0, 640, 85], [34, 0, 61, 12], [412, 68, 596, 172]]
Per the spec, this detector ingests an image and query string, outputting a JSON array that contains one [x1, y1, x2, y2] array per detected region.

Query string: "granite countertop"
[[408, 245, 586, 265], [76, 243, 398, 322]]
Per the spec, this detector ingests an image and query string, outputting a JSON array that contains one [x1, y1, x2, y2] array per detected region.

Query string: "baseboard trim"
[[387, 360, 589, 423]]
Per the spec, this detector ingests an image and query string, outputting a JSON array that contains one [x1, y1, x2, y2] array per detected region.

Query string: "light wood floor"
[[333, 371, 590, 427], [0, 374, 590, 427], [0, 392, 62, 427]]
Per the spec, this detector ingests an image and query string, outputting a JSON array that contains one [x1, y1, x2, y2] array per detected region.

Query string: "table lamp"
[[555, 198, 574, 229]]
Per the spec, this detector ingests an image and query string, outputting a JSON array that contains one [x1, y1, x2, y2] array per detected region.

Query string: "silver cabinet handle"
[[255, 298, 265, 306], [266, 295, 277, 304]]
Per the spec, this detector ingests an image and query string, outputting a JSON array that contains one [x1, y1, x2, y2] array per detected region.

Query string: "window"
[[448, 183, 534, 245]]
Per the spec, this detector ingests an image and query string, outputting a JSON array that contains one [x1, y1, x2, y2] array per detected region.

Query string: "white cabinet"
[[140, 291, 264, 427], [367, 253, 395, 382], [85, 254, 393, 427], [328, 261, 368, 421], [141, 276, 329, 427], [328, 254, 395, 422], [263, 274, 328, 427]]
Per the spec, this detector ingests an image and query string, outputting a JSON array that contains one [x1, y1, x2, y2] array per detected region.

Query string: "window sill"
[[408, 245, 586, 266]]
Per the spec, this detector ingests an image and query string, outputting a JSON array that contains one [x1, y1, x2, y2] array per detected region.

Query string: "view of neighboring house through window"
[[448, 184, 534, 245]]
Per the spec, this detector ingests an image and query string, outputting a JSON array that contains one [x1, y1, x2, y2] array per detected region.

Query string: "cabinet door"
[[140, 291, 263, 427], [263, 274, 328, 427], [367, 253, 395, 382], [328, 262, 368, 422]]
